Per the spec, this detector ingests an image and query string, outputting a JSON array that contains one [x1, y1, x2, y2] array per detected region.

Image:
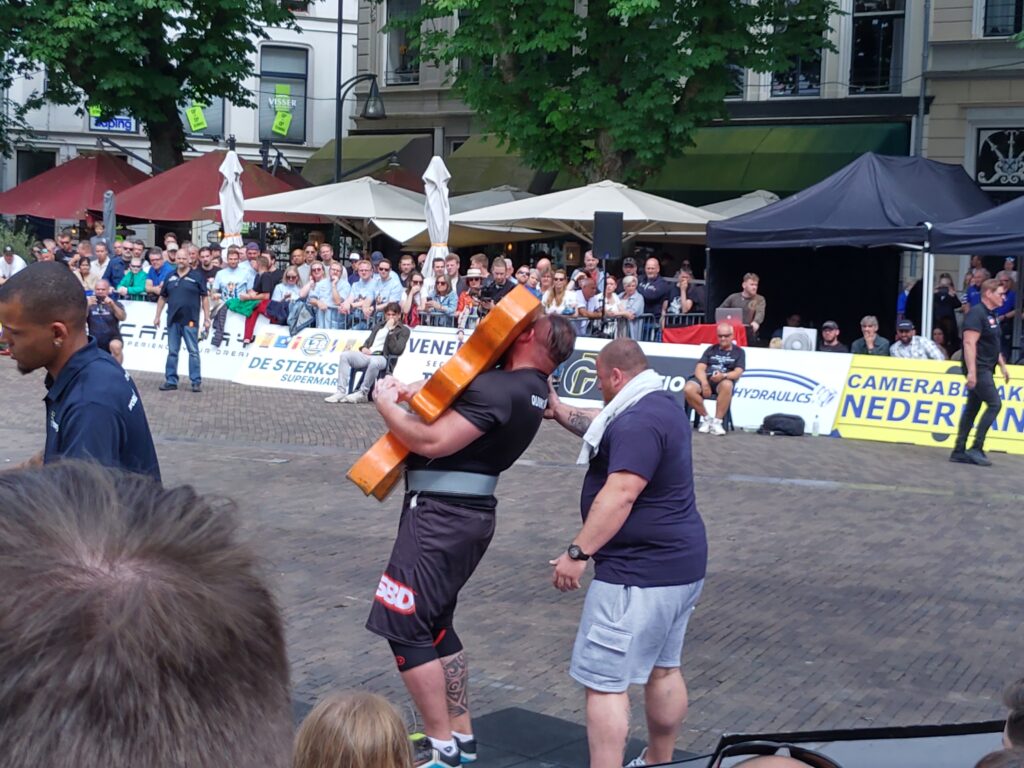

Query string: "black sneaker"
[[949, 450, 970, 463], [191, 383, 202, 393], [411, 736, 461, 768], [965, 448, 992, 466], [158, 383, 177, 391], [454, 735, 477, 764]]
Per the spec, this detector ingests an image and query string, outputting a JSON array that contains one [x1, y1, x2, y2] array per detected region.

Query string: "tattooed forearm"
[[567, 409, 593, 437], [442, 651, 469, 718]]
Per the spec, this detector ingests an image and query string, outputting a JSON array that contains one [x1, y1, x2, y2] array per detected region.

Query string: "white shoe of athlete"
[[698, 415, 712, 434], [324, 392, 346, 403], [710, 418, 727, 436], [624, 747, 648, 767], [343, 390, 369, 404]]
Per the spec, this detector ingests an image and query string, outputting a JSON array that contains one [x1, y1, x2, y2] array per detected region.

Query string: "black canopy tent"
[[932, 196, 1024, 359], [931, 194, 1024, 255], [705, 153, 993, 340]]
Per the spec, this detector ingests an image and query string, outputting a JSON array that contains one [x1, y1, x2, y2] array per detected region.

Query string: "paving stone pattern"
[[1, 362, 1021, 754]]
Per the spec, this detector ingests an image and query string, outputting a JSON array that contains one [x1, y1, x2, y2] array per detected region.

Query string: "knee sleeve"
[[433, 626, 463, 658], [389, 627, 463, 672], [389, 640, 438, 671]]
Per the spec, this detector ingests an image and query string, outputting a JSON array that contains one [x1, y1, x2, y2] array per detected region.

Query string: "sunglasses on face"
[[554, 276, 566, 281], [713, 740, 841, 768], [286, 275, 298, 280], [379, 266, 390, 272], [412, 279, 423, 285], [717, 333, 733, 338], [312, 267, 324, 272]]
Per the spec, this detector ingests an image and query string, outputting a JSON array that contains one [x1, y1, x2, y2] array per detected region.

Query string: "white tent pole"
[[922, 223, 934, 339]]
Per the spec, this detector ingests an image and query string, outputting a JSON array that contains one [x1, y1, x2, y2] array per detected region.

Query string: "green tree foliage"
[[404, 0, 838, 185], [0, 0, 298, 170]]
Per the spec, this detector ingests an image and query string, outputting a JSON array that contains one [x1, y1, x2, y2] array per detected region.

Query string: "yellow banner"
[[836, 356, 1024, 455]]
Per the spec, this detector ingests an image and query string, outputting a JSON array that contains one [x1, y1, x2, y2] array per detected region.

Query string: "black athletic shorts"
[[687, 375, 721, 397], [95, 334, 122, 353], [366, 493, 496, 646]]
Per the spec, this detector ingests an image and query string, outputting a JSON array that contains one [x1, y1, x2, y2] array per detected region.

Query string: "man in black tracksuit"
[[951, 277, 1011, 466]]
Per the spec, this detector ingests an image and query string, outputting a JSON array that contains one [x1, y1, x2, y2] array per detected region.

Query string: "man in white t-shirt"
[[0, 246, 28, 286], [325, 303, 410, 404]]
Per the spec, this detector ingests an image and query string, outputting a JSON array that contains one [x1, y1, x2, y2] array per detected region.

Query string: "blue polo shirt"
[[43, 339, 161, 481], [160, 269, 207, 326], [147, 261, 175, 288], [580, 391, 707, 587], [102, 256, 127, 288]]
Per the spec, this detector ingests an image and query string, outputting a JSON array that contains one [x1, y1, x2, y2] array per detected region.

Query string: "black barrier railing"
[[417, 311, 457, 328], [663, 312, 706, 328]]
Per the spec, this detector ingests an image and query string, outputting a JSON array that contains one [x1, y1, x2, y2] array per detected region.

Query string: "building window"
[[386, 0, 420, 85], [849, 0, 905, 95], [983, 0, 1024, 35], [179, 97, 226, 139], [976, 128, 1024, 201], [281, 0, 310, 11], [259, 46, 307, 144], [16, 149, 56, 185], [726, 63, 746, 99], [772, 51, 822, 97]]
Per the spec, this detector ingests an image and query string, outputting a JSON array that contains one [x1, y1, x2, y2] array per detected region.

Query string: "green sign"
[[271, 110, 293, 137], [272, 83, 293, 113], [185, 104, 208, 132], [88, 105, 102, 118]]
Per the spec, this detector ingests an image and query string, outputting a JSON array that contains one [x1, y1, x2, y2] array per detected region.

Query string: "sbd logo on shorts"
[[375, 574, 416, 614]]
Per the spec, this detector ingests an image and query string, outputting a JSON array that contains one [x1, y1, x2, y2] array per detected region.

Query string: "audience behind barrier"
[[13, 230, 1022, 360]]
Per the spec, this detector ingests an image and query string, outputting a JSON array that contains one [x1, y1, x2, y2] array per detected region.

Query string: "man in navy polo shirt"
[[154, 248, 211, 393], [0, 262, 160, 480], [546, 339, 706, 768]]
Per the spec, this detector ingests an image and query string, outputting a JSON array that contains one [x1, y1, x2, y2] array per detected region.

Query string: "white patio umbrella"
[[207, 176, 426, 244], [450, 179, 723, 242], [421, 156, 451, 298], [217, 151, 245, 249], [702, 190, 779, 218]]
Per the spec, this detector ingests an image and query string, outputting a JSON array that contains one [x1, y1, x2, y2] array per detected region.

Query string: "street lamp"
[[335, 4, 386, 184], [334, 74, 386, 184]]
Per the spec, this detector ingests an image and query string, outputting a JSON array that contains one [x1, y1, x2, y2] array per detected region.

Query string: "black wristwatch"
[[567, 544, 590, 562]]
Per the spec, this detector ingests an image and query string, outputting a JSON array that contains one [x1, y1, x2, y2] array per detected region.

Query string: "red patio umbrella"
[[0, 154, 149, 219], [116, 150, 323, 223]]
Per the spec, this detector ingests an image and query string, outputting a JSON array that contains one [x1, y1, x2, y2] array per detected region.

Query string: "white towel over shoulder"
[[576, 368, 663, 465]]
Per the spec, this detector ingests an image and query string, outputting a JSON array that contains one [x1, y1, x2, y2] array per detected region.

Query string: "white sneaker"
[[324, 393, 345, 403], [710, 418, 727, 436], [343, 391, 369, 404], [624, 747, 648, 767], [698, 416, 712, 433]]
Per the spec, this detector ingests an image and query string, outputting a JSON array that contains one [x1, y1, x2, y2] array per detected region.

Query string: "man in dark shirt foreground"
[[0, 262, 160, 480], [546, 338, 707, 768], [365, 312, 575, 768]]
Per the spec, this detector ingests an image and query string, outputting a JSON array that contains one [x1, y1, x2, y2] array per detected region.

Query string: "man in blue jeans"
[[154, 248, 210, 393]]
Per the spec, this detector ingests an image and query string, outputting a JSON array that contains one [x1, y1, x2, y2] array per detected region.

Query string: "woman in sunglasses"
[[424, 275, 457, 323], [400, 271, 425, 327]]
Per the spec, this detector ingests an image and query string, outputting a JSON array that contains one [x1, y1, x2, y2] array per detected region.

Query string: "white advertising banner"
[[120, 301, 255, 382], [556, 338, 853, 433], [234, 325, 473, 393], [235, 325, 367, 392], [391, 326, 471, 384]]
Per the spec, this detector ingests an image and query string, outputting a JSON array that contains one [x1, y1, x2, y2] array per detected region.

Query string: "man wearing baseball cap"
[[1, 245, 28, 286], [890, 320, 945, 360], [818, 320, 847, 353]]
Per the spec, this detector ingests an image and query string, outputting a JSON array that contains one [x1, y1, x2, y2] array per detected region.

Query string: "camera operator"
[[479, 257, 515, 317]]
